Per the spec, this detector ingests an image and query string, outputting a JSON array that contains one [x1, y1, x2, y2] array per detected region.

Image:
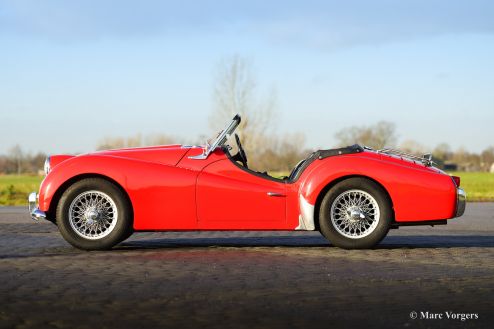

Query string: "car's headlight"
[[44, 156, 51, 175]]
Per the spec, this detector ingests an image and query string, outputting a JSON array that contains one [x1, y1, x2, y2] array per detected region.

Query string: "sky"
[[1, 0, 493, 154]]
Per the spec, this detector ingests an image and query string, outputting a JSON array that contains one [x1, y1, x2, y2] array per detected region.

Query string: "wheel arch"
[[47, 173, 134, 223], [312, 174, 395, 231]]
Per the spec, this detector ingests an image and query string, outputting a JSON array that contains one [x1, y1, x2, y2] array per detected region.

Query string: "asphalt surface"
[[0, 204, 493, 329]]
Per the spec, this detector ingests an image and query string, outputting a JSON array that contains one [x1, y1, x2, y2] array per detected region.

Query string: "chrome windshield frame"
[[189, 114, 241, 160]]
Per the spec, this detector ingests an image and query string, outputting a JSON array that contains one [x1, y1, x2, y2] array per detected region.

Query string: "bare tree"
[[433, 143, 452, 162], [273, 133, 310, 171], [450, 147, 482, 172], [399, 140, 428, 154], [334, 121, 397, 149], [97, 137, 128, 150], [96, 133, 181, 151], [29, 152, 47, 174], [8, 145, 23, 175], [481, 146, 494, 171], [0, 155, 7, 174], [210, 55, 256, 129], [210, 55, 277, 169], [145, 134, 183, 146], [126, 134, 143, 148]]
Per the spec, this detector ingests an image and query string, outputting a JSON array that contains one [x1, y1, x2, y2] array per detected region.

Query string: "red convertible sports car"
[[28, 114, 466, 250]]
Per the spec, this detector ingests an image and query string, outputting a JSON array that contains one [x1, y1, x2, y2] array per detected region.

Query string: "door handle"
[[267, 192, 286, 197]]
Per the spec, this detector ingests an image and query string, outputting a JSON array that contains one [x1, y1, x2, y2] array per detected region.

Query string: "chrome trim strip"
[[296, 195, 315, 230], [455, 188, 466, 217], [267, 192, 285, 197], [28, 192, 46, 221], [188, 153, 208, 160], [31, 208, 47, 221], [28, 192, 37, 213], [44, 156, 51, 175], [377, 148, 435, 167]]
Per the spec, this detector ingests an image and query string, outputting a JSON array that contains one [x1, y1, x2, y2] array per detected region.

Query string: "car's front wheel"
[[56, 178, 133, 250], [319, 177, 392, 249]]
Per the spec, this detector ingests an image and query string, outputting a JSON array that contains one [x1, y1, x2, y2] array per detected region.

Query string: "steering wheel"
[[233, 133, 248, 168]]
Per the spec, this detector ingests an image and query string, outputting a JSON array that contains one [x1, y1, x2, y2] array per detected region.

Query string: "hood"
[[93, 144, 192, 166]]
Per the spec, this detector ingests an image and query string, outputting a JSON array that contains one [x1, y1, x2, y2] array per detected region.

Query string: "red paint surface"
[[38, 146, 458, 230]]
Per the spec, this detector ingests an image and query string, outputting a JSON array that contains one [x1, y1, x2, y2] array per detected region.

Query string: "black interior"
[[225, 143, 364, 184], [225, 146, 286, 183], [230, 133, 248, 168]]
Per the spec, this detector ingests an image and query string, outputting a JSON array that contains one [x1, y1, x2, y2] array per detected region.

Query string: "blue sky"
[[1, 0, 493, 154]]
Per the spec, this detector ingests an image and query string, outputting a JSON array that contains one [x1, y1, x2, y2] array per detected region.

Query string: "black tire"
[[56, 178, 133, 250], [319, 177, 392, 249]]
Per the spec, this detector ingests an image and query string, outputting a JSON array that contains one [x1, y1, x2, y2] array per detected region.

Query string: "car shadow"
[[116, 234, 494, 250], [379, 235, 494, 248]]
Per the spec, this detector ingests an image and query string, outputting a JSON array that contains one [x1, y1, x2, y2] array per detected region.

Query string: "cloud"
[[255, 0, 494, 50], [1, 0, 493, 48], [0, 0, 227, 40]]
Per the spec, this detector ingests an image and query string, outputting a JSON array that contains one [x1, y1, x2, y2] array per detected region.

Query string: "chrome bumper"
[[28, 192, 46, 221], [455, 188, 466, 217]]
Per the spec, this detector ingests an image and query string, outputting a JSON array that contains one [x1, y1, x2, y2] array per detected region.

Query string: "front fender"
[[39, 154, 199, 230], [39, 155, 128, 212]]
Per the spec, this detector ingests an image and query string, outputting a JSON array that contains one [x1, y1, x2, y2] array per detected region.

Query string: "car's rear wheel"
[[56, 178, 133, 250], [319, 177, 392, 249]]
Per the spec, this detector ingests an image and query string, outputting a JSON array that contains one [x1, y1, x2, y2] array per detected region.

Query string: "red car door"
[[196, 159, 287, 229]]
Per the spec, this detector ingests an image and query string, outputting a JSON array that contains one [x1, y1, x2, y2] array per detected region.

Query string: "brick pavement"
[[0, 204, 493, 329]]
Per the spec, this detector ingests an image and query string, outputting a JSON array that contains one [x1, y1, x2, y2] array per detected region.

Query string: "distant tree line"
[[1, 55, 492, 174], [0, 145, 47, 175], [1, 127, 493, 175], [334, 120, 494, 172], [96, 133, 184, 151], [95, 131, 311, 173]]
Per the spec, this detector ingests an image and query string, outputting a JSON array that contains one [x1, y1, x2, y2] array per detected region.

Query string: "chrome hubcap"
[[68, 191, 118, 240], [348, 207, 366, 221], [330, 189, 380, 239], [85, 209, 99, 225]]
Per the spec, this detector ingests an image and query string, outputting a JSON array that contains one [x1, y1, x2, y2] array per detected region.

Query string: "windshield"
[[204, 114, 241, 155]]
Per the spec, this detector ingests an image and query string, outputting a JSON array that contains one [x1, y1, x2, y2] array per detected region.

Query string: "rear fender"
[[297, 155, 456, 228]]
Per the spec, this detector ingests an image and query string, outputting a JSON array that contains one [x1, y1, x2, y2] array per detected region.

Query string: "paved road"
[[0, 204, 493, 329]]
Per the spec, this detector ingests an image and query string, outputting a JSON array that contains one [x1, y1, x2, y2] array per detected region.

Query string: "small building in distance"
[[443, 162, 458, 171]]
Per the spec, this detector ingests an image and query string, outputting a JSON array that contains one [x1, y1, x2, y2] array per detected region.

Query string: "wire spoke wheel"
[[68, 190, 118, 240], [330, 189, 380, 239]]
